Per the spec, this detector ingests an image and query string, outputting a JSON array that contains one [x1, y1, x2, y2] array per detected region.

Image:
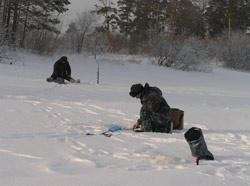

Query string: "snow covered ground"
[[0, 53, 250, 186]]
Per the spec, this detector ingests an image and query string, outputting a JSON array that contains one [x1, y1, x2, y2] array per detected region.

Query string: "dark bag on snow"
[[184, 127, 214, 161]]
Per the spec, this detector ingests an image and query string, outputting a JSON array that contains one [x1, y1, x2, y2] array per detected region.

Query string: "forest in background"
[[1, 0, 250, 72]]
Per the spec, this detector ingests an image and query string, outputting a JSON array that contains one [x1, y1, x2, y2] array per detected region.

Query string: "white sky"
[[60, 0, 118, 32], [60, 0, 99, 32], [68, 0, 98, 13]]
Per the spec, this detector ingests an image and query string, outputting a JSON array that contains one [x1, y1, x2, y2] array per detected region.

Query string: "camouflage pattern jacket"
[[137, 83, 171, 133]]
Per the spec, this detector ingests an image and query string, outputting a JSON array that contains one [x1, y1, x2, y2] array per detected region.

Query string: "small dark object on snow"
[[184, 127, 214, 165], [86, 132, 112, 137], [170, 108, 184, 130]]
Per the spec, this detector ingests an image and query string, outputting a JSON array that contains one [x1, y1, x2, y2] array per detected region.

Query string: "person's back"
[[140, 83, 171, 132], [130, 83, 171, 133]]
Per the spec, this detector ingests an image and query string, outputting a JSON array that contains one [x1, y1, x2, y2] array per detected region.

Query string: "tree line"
[[94, 0, 250, 39], [1, 0, 250, 72], [0, 0, 70, 48]]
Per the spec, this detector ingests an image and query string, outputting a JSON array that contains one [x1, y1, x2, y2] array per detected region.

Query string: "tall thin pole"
[[96, 59, 100, 85], [170, 0, 176, 34]]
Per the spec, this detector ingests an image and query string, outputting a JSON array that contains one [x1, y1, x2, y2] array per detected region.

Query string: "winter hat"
[[60, 56, 67, 61], [129, 83, 143, 97]]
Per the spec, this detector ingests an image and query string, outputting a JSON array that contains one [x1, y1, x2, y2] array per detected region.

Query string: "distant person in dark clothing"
[[47, 56, 79, 84], [129, 83, 172, 133]]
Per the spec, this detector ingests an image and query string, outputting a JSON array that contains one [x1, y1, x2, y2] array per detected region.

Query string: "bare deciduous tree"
[[64, 9, 99, 53], [86, 32, 111, 59], [173, 37, 212, 72], [24, 30, 58, 55], [76, 10, 99, 53], [149, 33, 181, 67], [0, 27, 19, 64], [215, 32, 250, 71], [149, 34, 212, 72]]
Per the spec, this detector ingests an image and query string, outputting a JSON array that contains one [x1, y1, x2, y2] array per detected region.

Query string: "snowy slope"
[[0, 53, 250, 186]]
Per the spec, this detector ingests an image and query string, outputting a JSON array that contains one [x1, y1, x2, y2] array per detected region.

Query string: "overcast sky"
[[60, 0, 118, 32], [66, 0, 118, 19], [60, 0, 98, 32], [65, 0, 98, 20], [68, 0, 98, 13]]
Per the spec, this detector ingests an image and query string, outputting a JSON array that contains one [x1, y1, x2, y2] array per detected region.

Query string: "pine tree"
[[205, 0, 226, 37], [117, 0, 136, 37], [235, 0, 250, 35], [205, 0, 250, 37], [132, 0, 168, 41], [95, 0, 118, 33], [0, 0, 70, 46], [172, 0, 205, 37], [24, 0, 70, 33]]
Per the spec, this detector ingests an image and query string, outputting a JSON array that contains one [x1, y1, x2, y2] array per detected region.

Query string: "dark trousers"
[[51, 73, 71, 81], [139, 108, 171, 133]]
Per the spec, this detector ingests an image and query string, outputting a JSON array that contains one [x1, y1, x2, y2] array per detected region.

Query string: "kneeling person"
[[129, 83, 171, 133], [47, 56, 79, 84]]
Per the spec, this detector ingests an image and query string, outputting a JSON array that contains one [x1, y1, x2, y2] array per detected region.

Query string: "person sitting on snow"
[[129, 83, 172, 133], [47, 56, 78, 84]]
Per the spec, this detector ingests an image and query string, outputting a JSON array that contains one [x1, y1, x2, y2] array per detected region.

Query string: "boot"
[[46, 77, 54, 82], [184, 127, 214, 161], [54, 78, 64, 84], [70, 78, 76, 83]]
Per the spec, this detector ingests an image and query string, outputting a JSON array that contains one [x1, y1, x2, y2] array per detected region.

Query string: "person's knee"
[[141, 120, 152, 132]]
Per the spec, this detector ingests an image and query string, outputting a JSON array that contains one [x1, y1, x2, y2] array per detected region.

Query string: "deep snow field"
[[0, 53, 250, 186]]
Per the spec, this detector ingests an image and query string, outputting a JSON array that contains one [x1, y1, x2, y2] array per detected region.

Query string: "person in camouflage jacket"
[[129, 83, 171, 133]]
